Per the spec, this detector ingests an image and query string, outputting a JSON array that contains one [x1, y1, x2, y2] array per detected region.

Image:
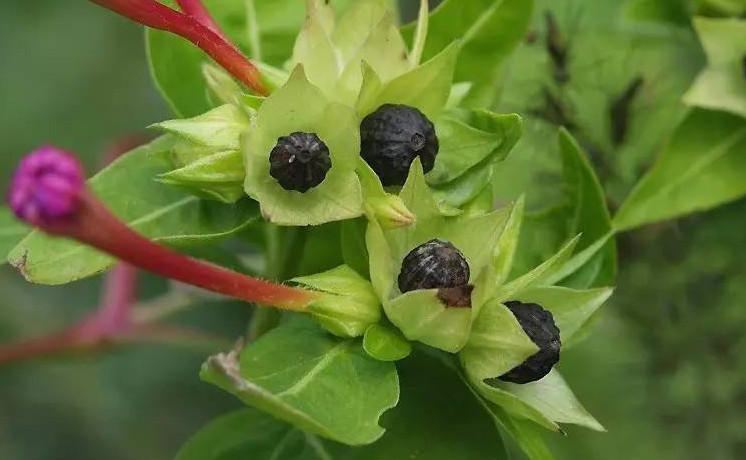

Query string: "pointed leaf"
[[151, 104, 248, 150], [684, 17, 746, 118], [498, 370, 605, 432], [361, 42, 460, 119], [497, 236, 580, 301], [614, 109, 746, 231]]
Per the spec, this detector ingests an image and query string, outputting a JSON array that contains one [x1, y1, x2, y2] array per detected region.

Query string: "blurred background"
[[1, 0, 745, 459]]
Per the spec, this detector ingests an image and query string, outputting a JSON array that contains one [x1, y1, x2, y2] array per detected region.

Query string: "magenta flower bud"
[[7, 146, 85, 226]]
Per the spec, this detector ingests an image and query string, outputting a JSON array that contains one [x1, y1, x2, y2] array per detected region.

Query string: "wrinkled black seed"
[[269, 132, 331, 192], [398, 239, 470, 293], [491, 301, 561, 384], [360, 104, 439, 186]]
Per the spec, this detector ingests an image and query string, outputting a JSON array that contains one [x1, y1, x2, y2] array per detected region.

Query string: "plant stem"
[[89, 0, 267, 95], [175, 0, 226, 38], [64, 192, 318, 311]]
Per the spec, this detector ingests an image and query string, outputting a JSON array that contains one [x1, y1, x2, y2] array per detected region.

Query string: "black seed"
[[360, 104, 439, 186], [398, 239, 470, 293], [269, 132, 332, 192], [491, 301, 561, 384]]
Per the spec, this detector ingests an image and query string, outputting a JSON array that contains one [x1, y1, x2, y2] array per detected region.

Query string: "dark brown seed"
[[492, 301, 561, 384], [269, 132, 331, 192], [360, 104, 439, 186], [398, 239, 470, 293]]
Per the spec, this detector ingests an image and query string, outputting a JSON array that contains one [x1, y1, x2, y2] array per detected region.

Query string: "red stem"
[[89, 0, 267, 96], [175, 0, 226, 39], [54, 193, 317, 311]]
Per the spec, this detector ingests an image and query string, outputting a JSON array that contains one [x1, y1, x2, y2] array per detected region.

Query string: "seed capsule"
[[398, 239, 470, 293], [269, 132, 332, 192], [360, 104, 439, 186], [494, 301, 561, 384]]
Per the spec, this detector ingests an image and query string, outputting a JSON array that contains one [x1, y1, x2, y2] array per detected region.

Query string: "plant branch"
[[88, 0, 267, 95]]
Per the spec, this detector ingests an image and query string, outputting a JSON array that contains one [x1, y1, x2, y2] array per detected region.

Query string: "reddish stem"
[[89, 0, 267, 96], [47, 192, 317, 311], [175, 0, 226, 40]]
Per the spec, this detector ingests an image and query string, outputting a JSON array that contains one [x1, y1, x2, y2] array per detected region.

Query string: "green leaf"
[[496, 236, 580, 301], [328, 351, 509, 459], [460, 299, 539, 381], [614, 109, 746, 231], [426, 116, 504, 185], [362, 324, 412, 361], [492, 196, 524, 286], [403, 0, 534, 107], [511, 286, 614, 347], [0, 207, 28, 263], [509, 129, 616, 288], [483, 403, 557, 460], [177, 408, 331, 460], [340, 217, 370, 278], [243, 67, 363, 226], [556, 128, 616, 287], [7, 137, 259, 285], [359, 41, 460, 119], [497, 370, 605, 432], [624, 0, 690, 27], [431, 112, 522, 209], [201, 318, 399, 446], [292, 265, 382, 338], [471, 379, 560, 432], [684, 17, 746, 118]]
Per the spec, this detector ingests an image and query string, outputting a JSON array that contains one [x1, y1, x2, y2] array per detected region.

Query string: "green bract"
[[457, 202, 613, 433], [292, 265, 382, 338], [291, 0, 412, 106], [243, 67, 363, 225], [366, 159, 512, 352], [152, 105, 250, 203]]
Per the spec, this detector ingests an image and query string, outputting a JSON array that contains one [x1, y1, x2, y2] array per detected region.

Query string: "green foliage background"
[[1, 0, 745, 459]]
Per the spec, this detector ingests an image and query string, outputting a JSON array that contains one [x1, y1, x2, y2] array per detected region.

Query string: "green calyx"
[[243, 67, 363, 226], [151, 104, 250, 203], [292, 265, 382, 338]]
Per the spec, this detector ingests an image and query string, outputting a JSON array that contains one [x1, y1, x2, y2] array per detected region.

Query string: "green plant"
[[2, 1, 746, 459]]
